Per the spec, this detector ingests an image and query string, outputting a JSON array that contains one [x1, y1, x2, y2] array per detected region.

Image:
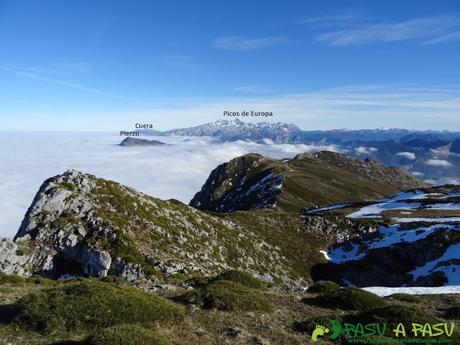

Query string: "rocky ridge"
[[1, 170, 319, 287], [190, 151, 428, 213]]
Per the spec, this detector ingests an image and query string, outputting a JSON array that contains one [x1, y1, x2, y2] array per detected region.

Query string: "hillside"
[[8, 170, 319, 287], [0, 169, 458, 344], [190, 151, 428, 213], [305, 185, 460, 287]]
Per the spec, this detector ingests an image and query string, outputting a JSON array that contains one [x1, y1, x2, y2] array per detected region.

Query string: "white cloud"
[[316, 15, 458, 46], [355, 146, 378, 154], [397, 151, 416, 160], [301, 14, 368, 27], [425, 159, 453, 167], [424, 31, 460, 44], [212, 36, 287, 50], [1, 83, 460, 131], [0, 132, 338, 238]]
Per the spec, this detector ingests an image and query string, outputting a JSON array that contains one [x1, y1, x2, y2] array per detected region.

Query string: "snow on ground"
[[427, 203, 460, 210], [393, 217, 460, 223], [441, 192, 460, 199], [328, 242, 364, 263], [348, 201, 421, 219], [327, 224, 459, 263], [319, 250, 331, 260], [363, 285, 460, 297], [410, 243, 460, 284], [306, 203, 350, 213], [323, 188, 460, 287]]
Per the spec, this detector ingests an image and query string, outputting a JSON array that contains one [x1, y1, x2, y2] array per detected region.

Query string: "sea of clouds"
[[0, 131, 338, 238]]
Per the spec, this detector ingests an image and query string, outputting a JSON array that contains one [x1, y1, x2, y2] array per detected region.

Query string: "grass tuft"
[[87, 324, 171, 345], [303, 287, 386, 311], [14, 279, 185, 334]]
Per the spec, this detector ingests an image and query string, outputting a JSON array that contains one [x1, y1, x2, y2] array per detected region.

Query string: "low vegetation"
[[307, 280, 341, 294], [302, 287, 386, 311], [174, 271, 272, 312], [14, 279, 184, 334], [87, 324, 171, 345], [212, 270, 266, 289]]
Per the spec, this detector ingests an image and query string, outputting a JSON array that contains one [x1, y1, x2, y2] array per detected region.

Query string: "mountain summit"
[[190, 151, 429, 213], [141, 119, 304, 143]]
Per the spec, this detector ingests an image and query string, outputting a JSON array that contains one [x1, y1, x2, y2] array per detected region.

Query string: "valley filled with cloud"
[[0, 132, 336, 238]]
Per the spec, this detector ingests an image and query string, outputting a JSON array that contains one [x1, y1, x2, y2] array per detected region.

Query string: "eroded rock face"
[[190, 154, 285, 212], [11, 170, 112, 279], [0, 238, 30, 276]]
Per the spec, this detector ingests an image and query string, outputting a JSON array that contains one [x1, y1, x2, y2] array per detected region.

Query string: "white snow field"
[[363, 285, 460, 297]]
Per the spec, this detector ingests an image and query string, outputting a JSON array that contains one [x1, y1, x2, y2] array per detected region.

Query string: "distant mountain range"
[[140, 119, 460, 143], [139, 119, 460, 184]]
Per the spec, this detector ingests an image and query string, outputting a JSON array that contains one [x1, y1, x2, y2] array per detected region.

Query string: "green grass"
[[307, 281, 341, 294], [175, 278, 272, 312], [0, 273, 26, 285], [293, 314, 343, 333], [212, 270, 266, 289], [347, 303, 440, 328], [87, 324, 171, 345], [14, 279, 185, 334], [303, 287, 386, 311]]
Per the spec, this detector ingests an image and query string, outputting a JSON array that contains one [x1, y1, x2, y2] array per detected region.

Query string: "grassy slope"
[[278, 157, 402, 211], [224, 209, 333, 281], [0, 276, 458, 345]]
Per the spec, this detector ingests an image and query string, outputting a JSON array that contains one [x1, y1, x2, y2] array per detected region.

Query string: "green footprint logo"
[[329, 320, 341, 340], [311, 325, 329, 342]]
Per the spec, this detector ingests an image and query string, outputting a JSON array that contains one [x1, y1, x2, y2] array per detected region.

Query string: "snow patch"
[[362, 285, 460, 297]]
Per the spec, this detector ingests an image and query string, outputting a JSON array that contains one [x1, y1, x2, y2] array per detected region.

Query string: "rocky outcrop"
[[190, 151, 428, 213], [312, 227, 459, 287], [190, 154, 285, 212], [308, 185, 460, 287], [1, 170, 305, 287], [0, 238, 30, 276], [119, 137, 168, 147]]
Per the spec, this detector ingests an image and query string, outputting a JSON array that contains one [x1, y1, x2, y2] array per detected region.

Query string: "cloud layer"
[[0, 132, 336, 238]]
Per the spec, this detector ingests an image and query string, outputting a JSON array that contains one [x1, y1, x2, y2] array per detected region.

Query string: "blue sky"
[[0, 0, 459, 131]]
